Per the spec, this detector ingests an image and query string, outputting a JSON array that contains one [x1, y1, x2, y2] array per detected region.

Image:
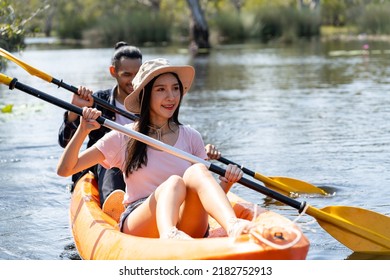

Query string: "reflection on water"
[[1, 40, 390, 260]]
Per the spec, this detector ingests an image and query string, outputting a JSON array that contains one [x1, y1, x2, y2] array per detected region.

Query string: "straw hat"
[[124, 58, 195, 114]]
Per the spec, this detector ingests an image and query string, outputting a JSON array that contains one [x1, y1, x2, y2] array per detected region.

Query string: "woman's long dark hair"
[[124, 72, 183, 177]]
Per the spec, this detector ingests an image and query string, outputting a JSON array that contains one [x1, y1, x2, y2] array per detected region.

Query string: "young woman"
[[57, 58, 251, 239], [58, 43, 220, 206]]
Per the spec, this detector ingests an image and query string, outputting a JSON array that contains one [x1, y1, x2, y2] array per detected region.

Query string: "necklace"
[[148, 121, 169, 141]]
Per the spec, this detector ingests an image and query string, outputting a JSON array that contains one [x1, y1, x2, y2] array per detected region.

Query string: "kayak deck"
[[69, 173, 310, 259]]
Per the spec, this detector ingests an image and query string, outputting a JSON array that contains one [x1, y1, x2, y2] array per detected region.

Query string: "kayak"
[[69, 172, 310, 260]]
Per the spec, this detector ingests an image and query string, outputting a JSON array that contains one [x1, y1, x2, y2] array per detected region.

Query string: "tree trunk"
[[186, 0, 210, 51]]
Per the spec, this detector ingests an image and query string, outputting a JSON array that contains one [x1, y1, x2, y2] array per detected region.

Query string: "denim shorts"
[[118, 196, 210, 237], [118, 197, 147, 232]]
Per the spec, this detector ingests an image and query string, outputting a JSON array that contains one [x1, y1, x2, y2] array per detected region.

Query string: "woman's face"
[[149, 73, 181, 124]]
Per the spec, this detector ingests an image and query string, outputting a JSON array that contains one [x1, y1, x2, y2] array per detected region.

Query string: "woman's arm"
[[57, 107, 104, 177]]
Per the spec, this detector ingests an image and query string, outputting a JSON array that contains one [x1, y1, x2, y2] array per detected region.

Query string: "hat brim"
[[124, 65, 195, 114]]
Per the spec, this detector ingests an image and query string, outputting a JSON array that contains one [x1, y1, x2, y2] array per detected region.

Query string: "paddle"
[[218, 157, 327, 196], [2, 73, 390, 253], [0, 48, 138, 122], [0, 48, 327, 196]]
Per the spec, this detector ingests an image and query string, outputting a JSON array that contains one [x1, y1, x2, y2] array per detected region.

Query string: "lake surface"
[[1, 40, 390, 260]]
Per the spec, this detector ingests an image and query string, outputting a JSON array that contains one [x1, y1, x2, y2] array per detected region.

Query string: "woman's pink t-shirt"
[[94, 123, 207, 205]]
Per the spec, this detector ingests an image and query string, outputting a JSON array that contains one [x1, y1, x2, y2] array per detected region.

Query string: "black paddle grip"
[[209, 163, 306, 212], [51, 77, 138, 122], [218, 156, 255, 177]]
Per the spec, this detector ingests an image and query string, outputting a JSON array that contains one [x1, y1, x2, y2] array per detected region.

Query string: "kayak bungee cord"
[[236, 203, 304, 250]]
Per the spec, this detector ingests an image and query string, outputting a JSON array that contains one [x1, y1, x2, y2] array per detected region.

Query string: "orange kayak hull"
[[70, 173, 310, 260]]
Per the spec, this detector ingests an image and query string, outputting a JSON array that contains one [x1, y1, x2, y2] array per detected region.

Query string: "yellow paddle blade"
[[259, 175, 328, 197], [0, 73, 13, 86], [306, 205, 390, 252], [0, 48, 53, 82]]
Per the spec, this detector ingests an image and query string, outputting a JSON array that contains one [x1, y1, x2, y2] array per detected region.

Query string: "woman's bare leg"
[[155, 175, 187, 236], [182, 163, 238, 234], [122, 164, 248, 238], [123, 175, 190, 238]]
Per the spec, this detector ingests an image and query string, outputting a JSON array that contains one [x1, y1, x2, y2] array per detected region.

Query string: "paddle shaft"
[[51, 77, 138, 122], [3, 75, 306, 212]]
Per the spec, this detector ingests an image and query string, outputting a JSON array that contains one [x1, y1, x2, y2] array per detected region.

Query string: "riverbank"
[[320, 25, 390, 43], [23, 33, 390, 51]]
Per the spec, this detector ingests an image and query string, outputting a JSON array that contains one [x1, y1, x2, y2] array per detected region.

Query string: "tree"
[[186, 0, 210, 51], [0, 0, 50, 51]]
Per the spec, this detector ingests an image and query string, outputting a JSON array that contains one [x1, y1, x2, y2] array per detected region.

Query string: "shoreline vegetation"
[[320, 26, 390, 43], [3, 1, 390, 54], [22, 30, 390, 50]]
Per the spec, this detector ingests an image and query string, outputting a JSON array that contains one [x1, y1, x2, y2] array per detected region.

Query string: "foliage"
[[355, 2, 390, 34], [86, 6, 172, 46], [295, 8, 321, 37], [55, 2, 87, 40], [3, 0, 390, 50], [0, 0, 51, 54], [320, 0, 347, 26], [250, 4, 320, 43], [210, 11, 246, 43], [0, 0, 26, 51]]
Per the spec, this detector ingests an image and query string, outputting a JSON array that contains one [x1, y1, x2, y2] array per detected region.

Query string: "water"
[[1, 40, 390, 260]]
